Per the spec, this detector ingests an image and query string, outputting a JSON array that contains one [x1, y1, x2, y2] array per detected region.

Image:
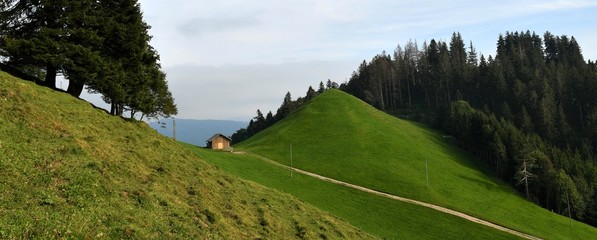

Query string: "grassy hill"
[[236, 89, 597, 240], [0, 72, 374, 239], [187, 146, 521, 239]]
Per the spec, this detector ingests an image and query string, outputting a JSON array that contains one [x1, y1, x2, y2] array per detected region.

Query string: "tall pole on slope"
[[566, 192, 572, 228], [173, 117, 176, 141], [426, 159, 429, 188], [290, 144, 293, 179]]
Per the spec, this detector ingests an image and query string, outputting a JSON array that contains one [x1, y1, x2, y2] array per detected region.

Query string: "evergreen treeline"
[[231, 80, 338, 144], [341, 31, 597, 226], [0, 0, 176, 119]]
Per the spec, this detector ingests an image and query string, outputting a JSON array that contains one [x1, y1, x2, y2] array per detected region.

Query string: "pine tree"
[[265, 111, 274, 127], [318, 81, 325, 94], [326, 79, 333, 89], [449, 32, 467, 101], [276, 92, 292, 121], [0, 0, 177, 118], [0, 0, 103, 90], [305, 86, 316, 101]]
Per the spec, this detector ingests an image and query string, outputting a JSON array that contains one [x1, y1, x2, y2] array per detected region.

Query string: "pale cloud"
[[81, 0, 596, 121], [533, 0, 597, 11], [139, 0, 597, 66], [178, 16, 261, 37], [163, 60, 356, 120]]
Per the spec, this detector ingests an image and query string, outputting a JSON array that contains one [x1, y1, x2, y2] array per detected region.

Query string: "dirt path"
[[246, 153, 542, 240]]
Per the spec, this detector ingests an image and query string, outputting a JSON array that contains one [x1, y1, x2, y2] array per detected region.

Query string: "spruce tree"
[[276, 92, 292, 121], [0, 0, 177, 118], [0, 0, 102, 90], [318, 81, 325, 94], [305, 86, 316, 101]]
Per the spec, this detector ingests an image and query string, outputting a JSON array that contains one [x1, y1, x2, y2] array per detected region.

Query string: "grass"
[[236, 89, 597, 240], [187, 145, 521, 239], [0, 71, 374, 239]]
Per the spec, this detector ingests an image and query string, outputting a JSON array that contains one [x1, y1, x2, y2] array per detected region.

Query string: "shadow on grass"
[[413, 120, 500, 179]]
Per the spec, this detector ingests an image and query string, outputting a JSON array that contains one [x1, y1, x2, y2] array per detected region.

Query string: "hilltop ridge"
[[237, 89, 597, 240]]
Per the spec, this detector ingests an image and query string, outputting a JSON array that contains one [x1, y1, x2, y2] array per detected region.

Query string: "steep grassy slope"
[[237, 89, 597, 240], [187, 146, 520, 239], [0, 72, 374, 239]]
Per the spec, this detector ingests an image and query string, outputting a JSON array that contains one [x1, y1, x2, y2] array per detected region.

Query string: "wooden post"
[[173, 117, 176, 141], [426, 159, 429, 188], [290, 144, 293, 179], [566, 192, 572, 228]]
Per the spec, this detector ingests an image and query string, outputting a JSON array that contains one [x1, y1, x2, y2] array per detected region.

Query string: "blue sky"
[[77, 0, 597, 120]]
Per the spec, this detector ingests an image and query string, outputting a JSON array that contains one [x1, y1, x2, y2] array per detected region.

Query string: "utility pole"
[[426, 159, 429, 188], [172, 117, 176, 141], [290, 144, 293, 179], [566, 192, 572, 228]]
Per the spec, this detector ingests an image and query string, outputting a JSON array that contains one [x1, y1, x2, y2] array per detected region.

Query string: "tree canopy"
[[0, 0, 177, 119]]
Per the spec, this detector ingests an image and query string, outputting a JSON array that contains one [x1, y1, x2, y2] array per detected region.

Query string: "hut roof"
[[206, 133, 232, 143]]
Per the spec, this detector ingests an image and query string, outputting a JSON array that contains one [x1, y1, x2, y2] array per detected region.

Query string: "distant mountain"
[[149, 119, 246, 147]]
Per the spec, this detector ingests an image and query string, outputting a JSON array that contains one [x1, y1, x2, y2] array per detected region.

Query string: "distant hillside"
[[237, 89, 597, 240], [149, 119, 246, 147], [0, 71, 374, 239], [341, 32, 597, 226]]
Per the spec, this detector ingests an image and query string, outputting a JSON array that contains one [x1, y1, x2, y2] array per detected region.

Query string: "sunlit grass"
[[188, 145, 520, 239], [0, 72, 374, 239]]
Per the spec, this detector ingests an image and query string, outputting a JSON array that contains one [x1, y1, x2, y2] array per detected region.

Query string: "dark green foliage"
[[0, 0, 177, 119], [325, 79, 339, 89], [305, 86, 316, 101], [0, 0, 102, 90], [440, 100, 594, 223], [232, 84, 334, 144], [341, 31, 597, 226], [318, 81, 325, 94], [84, 0, 177, 119]]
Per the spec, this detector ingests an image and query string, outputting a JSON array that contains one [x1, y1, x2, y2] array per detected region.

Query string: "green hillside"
[[0, 72, 374, 239], [237, 89, 597, 240], [188, 146, 520, 239]]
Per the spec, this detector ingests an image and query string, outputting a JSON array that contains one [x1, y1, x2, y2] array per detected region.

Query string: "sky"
[[74, 0, 597, 121]]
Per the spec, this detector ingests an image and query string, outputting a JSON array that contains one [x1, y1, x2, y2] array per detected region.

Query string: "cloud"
[[129, 0, 597, 120], [163, 60, 356, 120], [178, 16, 261, 37], [533, 0, 597, 11]]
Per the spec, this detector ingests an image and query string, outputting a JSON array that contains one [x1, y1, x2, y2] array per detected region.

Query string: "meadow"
[[188, 145, 520, 239], [0, 72, 373, 239], [236, 89, 597, 240]]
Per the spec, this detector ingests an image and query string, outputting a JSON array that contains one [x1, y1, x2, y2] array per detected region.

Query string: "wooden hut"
[[206, 133, 232, 150]]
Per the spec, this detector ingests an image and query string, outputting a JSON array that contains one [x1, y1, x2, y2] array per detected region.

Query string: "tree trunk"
[[425, 84, 431, 108], [44, 65, 57, 89], [66, 79, 85, 97], [545, 186, 551, 209], [110, 102, 116, 115], [407, 75, 412, 107], [378, 80, 385, 111], [110, 102, 122, 116], [397, 75, 403, 106], [579, 105, 584, 130], [496, 157, 500, 179]]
